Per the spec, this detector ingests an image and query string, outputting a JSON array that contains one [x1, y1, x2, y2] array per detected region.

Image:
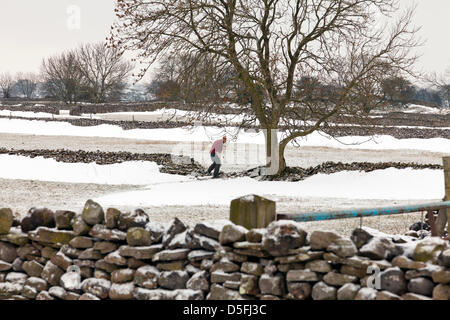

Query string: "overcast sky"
[[0, 0, 449, 84]]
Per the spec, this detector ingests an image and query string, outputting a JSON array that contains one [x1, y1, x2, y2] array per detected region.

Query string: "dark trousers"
[[207, 155, 221, 177]]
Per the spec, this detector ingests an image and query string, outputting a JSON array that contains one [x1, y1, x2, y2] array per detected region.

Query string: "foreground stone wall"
[[0, 200, 449, 300]]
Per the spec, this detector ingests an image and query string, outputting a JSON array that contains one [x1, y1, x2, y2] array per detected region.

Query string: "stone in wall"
[[20, 208, 55, 233], [262, 221, 307, 256]]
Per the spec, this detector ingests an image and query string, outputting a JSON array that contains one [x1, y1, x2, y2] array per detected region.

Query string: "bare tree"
[[76, 42, 134, 103], [175, 53, 236, 103], [381, 76, 415, 106], [427, 67, 450, 108], [110, 0, 419, 175], [151, 52, 236, 102], [41, 50, 85, 104], [15, 72, 39, 99], [0, 72, 15, 99]]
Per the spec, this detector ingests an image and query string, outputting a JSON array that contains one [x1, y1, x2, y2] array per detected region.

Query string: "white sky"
[[0, 0, 449, 83]]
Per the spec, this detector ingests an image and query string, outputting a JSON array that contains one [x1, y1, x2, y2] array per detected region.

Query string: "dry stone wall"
[[0, 201, 449, 300]]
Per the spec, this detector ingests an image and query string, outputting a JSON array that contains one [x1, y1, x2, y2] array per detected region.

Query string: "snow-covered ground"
[[0, 153, 443, 205], [88, 107, 450, 129], [0, 110, 83, 120], [0, 118, 449, 154], [401, 104, 450, 115], [369, 104, 450, 115], [0, 107, 447, 233], [3, 106, 449, 128], [0, 155, 190, 185], [0, 110, 56, 118], [94, 168, 444, 207]]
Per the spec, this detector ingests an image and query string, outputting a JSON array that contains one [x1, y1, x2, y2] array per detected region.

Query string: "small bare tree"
[[0, 72, 15, 99], [15, 72, 39, 99], [427, 67, 450, 108], [76, 42, 134, 103], [380, 76, 415, 106], [110, 0, 420, 175], [41, 50, 85, 104], [151, 52, 236, 103]]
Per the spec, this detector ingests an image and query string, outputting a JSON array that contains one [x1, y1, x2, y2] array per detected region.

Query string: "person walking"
[[207, 136, 227, 178]]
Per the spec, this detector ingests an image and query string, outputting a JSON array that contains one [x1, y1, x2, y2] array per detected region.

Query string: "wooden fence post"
[[444, 157, 450, 236], [436, 157, 450, 236], [230, 195, 276, 230]]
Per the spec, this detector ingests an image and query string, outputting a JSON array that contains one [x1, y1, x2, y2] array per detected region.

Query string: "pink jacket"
[[210, 139, 224, 155]]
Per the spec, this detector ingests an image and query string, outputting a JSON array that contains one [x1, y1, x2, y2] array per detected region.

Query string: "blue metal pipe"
[[277, 201, 450, 222]]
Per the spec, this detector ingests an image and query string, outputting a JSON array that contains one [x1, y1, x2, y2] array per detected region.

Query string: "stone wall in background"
[[68, 102, 244, 116], [0, 101, 244, 117], [2, 100, 449, 128], [0, 201, 449, 300], [0, 104, 60, 115]]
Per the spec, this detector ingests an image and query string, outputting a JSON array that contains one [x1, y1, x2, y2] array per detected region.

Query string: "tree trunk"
[[261, 128, 286, 176], [277, 141, 287, 175]]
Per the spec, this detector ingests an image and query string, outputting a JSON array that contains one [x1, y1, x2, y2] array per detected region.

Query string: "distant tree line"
[[148, 52, 449, 109], [380, 76, 447, 108], [1, 46, 448, 108], [427, 67, 450, 108], [0, 72, 40, 99], [0, 42, 134, 104]]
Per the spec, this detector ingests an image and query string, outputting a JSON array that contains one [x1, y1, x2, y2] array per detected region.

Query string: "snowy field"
[[0, 117, 449, 153], [0, 107, 448, 235], [399, 104, 450, 115], [94, 168, 445, 207], [0, 154, 444, 203], [0, 155, 190, 185], [3, 106, 449, 129], [0, 109, 81, 119]]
